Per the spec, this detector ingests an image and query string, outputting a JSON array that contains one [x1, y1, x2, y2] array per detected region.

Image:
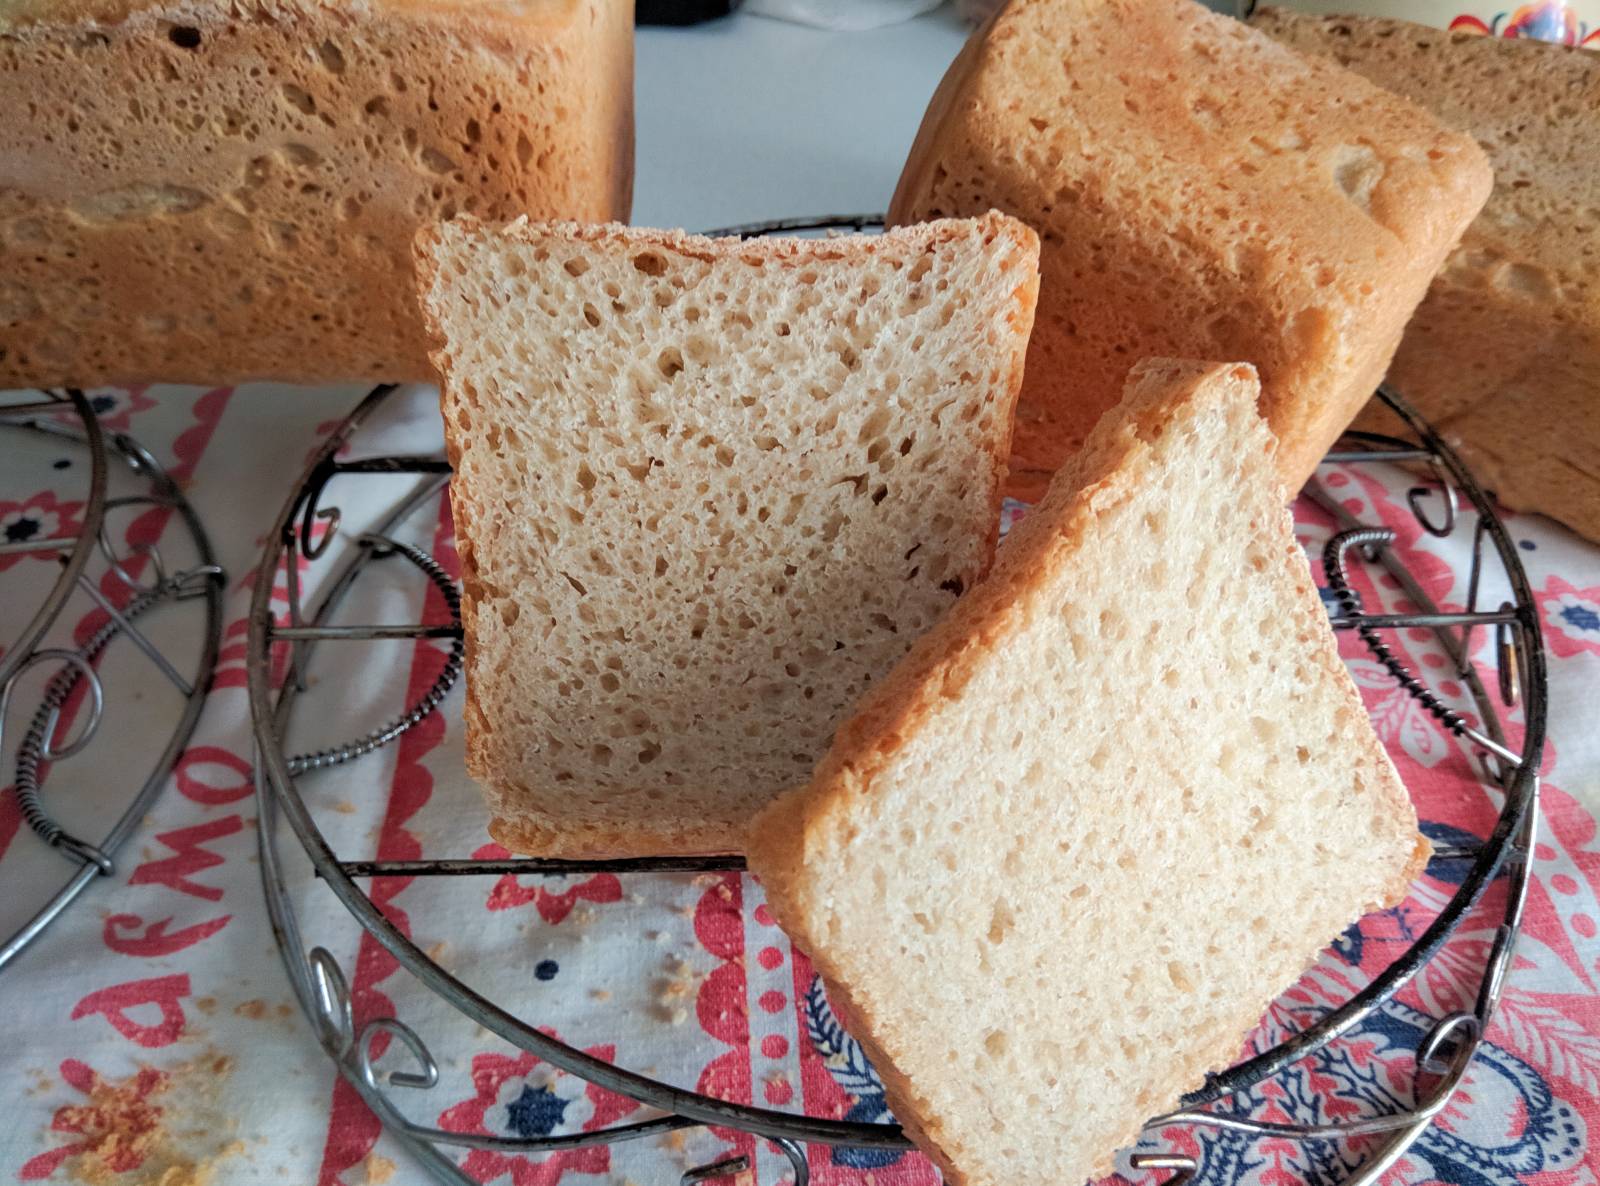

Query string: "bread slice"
[[415, 214, 1040, 857], [0, 0, 632, 387], [748, 358, 1427, 1186], [888, 0, 1492, 501], [1253, 7, 1600, 542]]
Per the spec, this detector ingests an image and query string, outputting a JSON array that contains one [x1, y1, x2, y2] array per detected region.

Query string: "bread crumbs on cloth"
[[22, 1051, 244, 1185], [363, 1152, 397, 1184]]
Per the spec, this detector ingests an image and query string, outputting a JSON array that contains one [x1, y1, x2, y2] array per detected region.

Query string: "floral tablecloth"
[[0, 379, 1598, 1186]]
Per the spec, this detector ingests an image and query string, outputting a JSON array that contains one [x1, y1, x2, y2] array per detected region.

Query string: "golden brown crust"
[[0, 0, 632, 386], [889, 0, 1491, 502], [416, 213, 1040, 858], [1254, 6, 1600, 541]]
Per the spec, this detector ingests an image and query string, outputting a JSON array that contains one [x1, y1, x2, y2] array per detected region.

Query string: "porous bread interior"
[[417, 213, 1039, 856], [889, 0, 1491, 501], [1253, 7, 1600, 541], [749, 359, 1426, 1186], [0, 0, 631, 386]]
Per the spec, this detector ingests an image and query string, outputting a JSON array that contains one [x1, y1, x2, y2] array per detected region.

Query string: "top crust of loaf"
[[0, 0, 582, 33], [749, 358, 1426, 1186], [0, 0, 631, 386], [889, 0, 1492, 498], [1252, 6, 1600, 354], [416, 213, 1040, 856]]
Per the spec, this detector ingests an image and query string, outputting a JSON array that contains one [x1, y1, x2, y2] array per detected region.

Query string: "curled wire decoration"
[[7, 567, 224, 871], [0, 390, 225, 973], [251, 247, 1544, 1185]]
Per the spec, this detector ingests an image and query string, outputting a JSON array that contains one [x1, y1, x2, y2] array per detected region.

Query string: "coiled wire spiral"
[[13, 569, 211, 867], [285, 537, 465, 776], [1322, 527, 1471, 738]]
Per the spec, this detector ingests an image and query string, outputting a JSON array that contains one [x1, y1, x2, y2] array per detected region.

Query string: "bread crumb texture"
[[748, 359, 1426, 1186], [416, 213, 1040, 856], [1254, 7, 1600, 541], [890, 0, 1491, 500], [0, 0, 632, 386]]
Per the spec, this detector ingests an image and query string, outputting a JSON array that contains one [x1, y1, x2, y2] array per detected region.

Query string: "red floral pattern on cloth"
[[471, 843, 623, 923], [0, 490, 83, 574], [1540, 576, 1600, 659], [436, 1041, 642, 1186], [4, 385, 1599, 1186]]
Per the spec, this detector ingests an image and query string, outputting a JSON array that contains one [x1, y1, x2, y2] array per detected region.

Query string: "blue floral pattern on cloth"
[[1138, 1003, 1585, 1186], [804, 976, 906, 1170], [809, 967, 1585, 1186]]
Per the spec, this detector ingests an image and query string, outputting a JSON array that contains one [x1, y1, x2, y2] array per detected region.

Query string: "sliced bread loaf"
[[0, 0, 632, 387], [889, 0, 1492, 500], [415, 214, 1040, 856], [748, 358, 1427, 1186], [1254, 7, 1600, 542]]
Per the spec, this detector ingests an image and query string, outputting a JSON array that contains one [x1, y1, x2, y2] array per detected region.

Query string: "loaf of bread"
[[889, 0, 1492, 501], [0, 0, 632, 387], [415, 214, 1040, 857], [748, 358, 1427, 1186], [1254, 7, 1600, 541]]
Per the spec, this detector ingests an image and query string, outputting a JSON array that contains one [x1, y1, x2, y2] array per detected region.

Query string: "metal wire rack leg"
[[0, 389, 226, 972]]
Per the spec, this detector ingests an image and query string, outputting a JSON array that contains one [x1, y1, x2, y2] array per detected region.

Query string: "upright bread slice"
[[416, 214, 1040, 857], [889, 0, 1492, 500], [0, 0, 632, 387], [1254, 7, 1600, 542], [748, 359, 1427, 1186]]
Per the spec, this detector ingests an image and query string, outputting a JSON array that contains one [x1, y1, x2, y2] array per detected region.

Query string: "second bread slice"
[[416, 214, 1040, 856], [748, 358, 1427, 1186]]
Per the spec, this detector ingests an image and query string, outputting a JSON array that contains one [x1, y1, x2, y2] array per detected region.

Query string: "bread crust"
[[889, 0, 1491, 502], [415, 213, 1041, 857], [1254, 6, 1600, 541], [748, 358, 1427, 1186], [0, 0, 632, 386]]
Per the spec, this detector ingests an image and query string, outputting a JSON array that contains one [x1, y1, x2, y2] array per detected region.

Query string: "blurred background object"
[[745, 0, 943, 28], [637, 0, 743, 25], [1236, 0, 1597, 45]]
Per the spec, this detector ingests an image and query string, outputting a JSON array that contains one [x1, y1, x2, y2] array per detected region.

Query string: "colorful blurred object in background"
[[1231, 0, 1598, 46], [1449, 1, 1599, 45]]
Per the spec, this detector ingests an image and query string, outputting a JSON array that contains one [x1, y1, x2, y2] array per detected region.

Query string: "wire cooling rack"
[[250, 217, 1546, 1186], [0, 389, 225, 971]]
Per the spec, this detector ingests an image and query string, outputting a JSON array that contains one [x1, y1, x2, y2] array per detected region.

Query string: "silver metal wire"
[[0, 391, 225, 972], [249, 225, 1545, 1185]]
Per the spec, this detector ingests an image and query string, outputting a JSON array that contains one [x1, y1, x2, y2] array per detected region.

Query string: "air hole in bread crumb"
[[582, 303, 601, 328], [420, 147, 457, 175], [316, 39, 345, 74], [657, 347, 684, 379], [987, 900, 1015, 945], [280, 84, 316, 115], [564, 257, 590, 277], [168, 24, 201, 48], [983, 1029, 1009, 1060], [633, 252, 667, 276]]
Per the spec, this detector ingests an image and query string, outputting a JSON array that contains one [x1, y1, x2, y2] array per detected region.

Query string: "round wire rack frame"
[[251, 217, 1546, 1186], [0, 388, 225, 971]]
